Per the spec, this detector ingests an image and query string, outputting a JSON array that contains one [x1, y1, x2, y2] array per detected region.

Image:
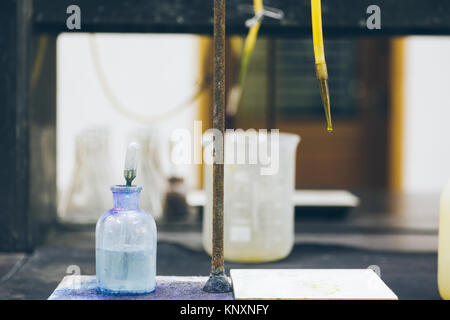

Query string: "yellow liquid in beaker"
[[439, 181, 450, 300]]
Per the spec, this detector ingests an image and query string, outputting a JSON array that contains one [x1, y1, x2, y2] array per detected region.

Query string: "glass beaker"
[[60, 128, 113, 224], [202, 131, 300, 262], [96, 185, 157, 295], [128, 130, 167, 220]]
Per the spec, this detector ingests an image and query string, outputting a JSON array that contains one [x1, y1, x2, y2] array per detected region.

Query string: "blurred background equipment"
[[163, 176, 189, 223], [59, 128, 113, 224], [56, 33, 200, 226], [129, 129, 168, 220], [160, 135, 191, 224]]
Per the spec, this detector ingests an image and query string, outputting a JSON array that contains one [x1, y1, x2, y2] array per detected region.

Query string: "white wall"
[[403, 36, 450, 193], [57, 33, 200, 215]]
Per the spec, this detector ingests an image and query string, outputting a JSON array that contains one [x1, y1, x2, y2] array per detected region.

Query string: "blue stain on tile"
[[48, 276, 234, 300]]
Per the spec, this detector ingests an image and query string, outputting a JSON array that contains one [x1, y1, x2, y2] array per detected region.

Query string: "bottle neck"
[[111, 185, 142, 210]]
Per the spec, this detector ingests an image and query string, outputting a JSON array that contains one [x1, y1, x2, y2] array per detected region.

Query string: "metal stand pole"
[[203, 0, 232, 293]]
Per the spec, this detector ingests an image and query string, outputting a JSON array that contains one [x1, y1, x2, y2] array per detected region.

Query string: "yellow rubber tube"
[[311, 0, 332, 132]]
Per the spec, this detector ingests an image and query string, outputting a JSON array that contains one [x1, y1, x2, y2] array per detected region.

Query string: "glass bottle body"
[[96, 185, 157, 295]]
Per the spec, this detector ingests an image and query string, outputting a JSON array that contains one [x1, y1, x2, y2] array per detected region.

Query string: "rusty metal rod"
[[212, 0, 225, 275], [203, 0, 232, 293]]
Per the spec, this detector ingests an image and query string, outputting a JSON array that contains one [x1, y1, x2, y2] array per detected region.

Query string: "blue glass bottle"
[[96, 185, 157, 295]]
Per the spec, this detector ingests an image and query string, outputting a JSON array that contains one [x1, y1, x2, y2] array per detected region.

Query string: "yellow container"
[[439, 180, 450, 299]]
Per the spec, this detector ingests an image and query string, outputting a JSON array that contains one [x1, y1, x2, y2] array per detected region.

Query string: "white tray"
[[230, 269, 397, 300], [187, 190, 359, 208]]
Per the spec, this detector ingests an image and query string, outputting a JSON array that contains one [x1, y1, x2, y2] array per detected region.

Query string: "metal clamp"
[[238, 4, 284, 27]]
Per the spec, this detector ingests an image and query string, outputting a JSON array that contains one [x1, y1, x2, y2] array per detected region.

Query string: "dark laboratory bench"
[[0, 191, 442, 300]]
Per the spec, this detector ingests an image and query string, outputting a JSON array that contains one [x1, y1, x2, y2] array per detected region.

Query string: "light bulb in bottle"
[[124, 142, 140, 186]]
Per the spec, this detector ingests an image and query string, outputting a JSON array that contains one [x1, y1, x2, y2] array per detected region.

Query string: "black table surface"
[[0, 230, 440, 300], [0, 191, 443, 300]]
